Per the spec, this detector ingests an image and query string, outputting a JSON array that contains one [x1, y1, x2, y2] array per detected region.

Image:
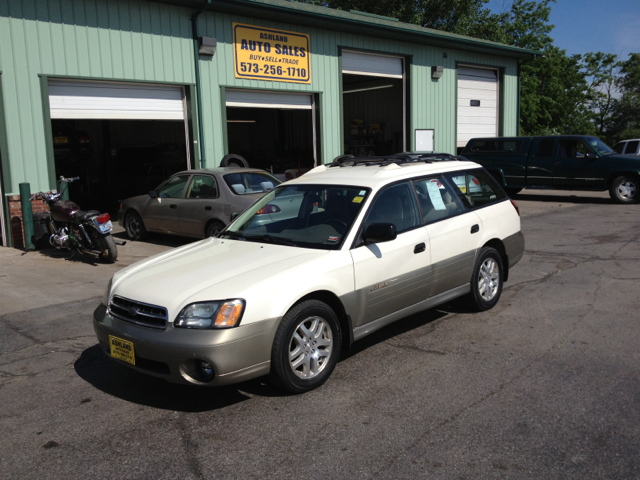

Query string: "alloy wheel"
[[288, 316, 333, 379], [478, 257, 500, 301]]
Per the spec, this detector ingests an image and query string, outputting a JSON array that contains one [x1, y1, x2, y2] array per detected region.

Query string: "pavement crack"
[[389, 344, 446, 355], [0, 318, 39, 344], [176, 414, 204, 479]]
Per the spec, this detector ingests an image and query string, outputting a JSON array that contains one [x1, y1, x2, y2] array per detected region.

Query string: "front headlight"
[[174, 299, 245, 329], [102, 278, 113, 306]]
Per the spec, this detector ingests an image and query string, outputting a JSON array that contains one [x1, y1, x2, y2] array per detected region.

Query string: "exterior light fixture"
[[198, 36, 216, 56], [431, 65, 443, 79]]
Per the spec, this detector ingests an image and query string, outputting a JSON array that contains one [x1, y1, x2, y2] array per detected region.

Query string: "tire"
[[220, 153, 249, 168], [205, 220, 225, 237], [609, 175, 638, 204], [467, 247, 503, 311], [270, 300, 342, 393], [98, 235, 118, 263], [504, 187, 522, 197], [125, 211, 148, 240]]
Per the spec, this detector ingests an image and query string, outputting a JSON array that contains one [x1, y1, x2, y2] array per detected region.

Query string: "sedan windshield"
[[587, 137, 615, 156], [222, 184, 370, 249]]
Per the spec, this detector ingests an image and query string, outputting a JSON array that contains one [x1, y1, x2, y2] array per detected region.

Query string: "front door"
[[143, 174, 190, 233], [553, 137, 605, 190], [178, 174, 219, 236], [351, 182, 430, 327]]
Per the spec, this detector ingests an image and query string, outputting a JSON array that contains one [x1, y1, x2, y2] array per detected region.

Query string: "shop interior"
[[51, 119, 189, 214], [225, 106, 315, 176], [342, 74, 404, 157]]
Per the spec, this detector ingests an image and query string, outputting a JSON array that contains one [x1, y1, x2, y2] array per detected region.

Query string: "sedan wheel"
[[125, 212, 148, 240], [271, 300, 341, 393]]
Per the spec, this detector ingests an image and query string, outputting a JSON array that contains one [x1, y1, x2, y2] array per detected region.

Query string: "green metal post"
[[19, 182, 35, 251], [59, 178, 69, 201]]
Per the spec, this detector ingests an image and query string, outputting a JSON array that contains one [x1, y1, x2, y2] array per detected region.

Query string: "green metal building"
[[0, 0, 536, 247]]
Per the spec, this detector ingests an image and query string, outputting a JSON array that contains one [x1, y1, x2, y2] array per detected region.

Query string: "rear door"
[[526, 137, 556, 187], [143, 174, 190, 233], [351, 182, 430, 327]]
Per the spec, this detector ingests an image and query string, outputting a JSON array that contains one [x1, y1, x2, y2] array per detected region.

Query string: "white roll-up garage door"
[[342, 51, 403, 78], [48, 79, 186, 120], [225, 90, 312, 109], [457, 66, 498, 148]]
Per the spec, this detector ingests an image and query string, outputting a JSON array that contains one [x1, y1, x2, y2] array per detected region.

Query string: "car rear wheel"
[[609, 176, 638, 204], [125, 212, 148, 240], [205, 220, 225, 237], [270, 300, 341, 393], [467, 247, 503, 311]]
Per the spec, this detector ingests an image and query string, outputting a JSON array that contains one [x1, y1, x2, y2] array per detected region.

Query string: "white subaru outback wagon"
[[94, 155, 524, 393]]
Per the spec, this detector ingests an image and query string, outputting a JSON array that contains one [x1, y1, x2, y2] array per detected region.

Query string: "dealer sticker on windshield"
[[109, 335, 135, 365], [352, 196, 364, 203]]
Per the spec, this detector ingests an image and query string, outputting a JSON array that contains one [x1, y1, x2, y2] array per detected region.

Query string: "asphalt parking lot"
[[1, 189, 639, 479]]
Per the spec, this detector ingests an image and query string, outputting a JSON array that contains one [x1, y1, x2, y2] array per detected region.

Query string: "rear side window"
[[413, 177, 464, 224], [187, 175, 218, 199], [446, 169, 506, 209], [470, 140, 522, 152], [625, 141, 639, 154], [534, 138, 556, 157]]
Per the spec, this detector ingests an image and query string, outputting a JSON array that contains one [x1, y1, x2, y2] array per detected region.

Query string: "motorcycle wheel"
[[98, 235, 118, 263]]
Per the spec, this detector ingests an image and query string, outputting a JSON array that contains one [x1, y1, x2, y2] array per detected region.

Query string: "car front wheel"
[[609, 176, 638, 204], [125, 212, 148, 240], [467, 247, 503, 311], [270, 300, 342, 393]]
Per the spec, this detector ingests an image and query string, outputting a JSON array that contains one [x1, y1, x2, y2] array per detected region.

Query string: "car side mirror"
[[149, 190, 158, 198], [230, 212, 240, 222], [363, 223, 397, 244]]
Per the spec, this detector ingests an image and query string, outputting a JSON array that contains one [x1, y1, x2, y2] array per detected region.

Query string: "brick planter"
[[7, 195, 50, 249]]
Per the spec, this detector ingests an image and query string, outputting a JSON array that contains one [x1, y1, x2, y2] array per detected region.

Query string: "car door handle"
[[470, 224, 479, 234], [414, 243, 426, 254], [205, 206, 212, 211], [170, 204, 177, 209]]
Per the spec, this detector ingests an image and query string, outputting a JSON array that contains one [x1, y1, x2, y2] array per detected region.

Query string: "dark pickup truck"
[[460, 135, 640, 203]]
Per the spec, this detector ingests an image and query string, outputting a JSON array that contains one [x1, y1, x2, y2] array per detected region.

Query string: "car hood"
[[111, 238, 328, 319]]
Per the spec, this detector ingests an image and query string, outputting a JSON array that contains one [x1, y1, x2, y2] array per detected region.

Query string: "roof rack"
[[327, 152, 468, 168]]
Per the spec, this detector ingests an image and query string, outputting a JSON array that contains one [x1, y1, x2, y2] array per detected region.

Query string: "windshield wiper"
[[220, 230, 246, 240], [244, 234, 298, 247]]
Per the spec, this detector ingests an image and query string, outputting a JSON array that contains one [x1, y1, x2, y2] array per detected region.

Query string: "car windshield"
[[222, 184, 370, 250], [223, 172, 281, 195], [587, 137, 615, 156]]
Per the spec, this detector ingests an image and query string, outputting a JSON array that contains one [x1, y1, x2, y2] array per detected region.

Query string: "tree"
[[610, 53, 640, 142]]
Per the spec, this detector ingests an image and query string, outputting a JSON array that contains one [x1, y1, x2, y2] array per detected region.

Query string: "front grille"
[[109, 295, 168, 329]]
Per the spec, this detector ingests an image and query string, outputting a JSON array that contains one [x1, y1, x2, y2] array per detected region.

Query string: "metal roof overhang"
[[151, 0, 541, 59]]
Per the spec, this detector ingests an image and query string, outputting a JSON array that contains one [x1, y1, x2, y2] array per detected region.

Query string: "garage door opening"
[[48, 79, 191, 214], [225, 90, 316, 179], [342, 51, 406, 157]]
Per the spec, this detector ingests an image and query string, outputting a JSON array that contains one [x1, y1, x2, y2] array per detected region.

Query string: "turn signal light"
[[214, 300, 244, 327], [255, 204, 281, 215], [96, 213, 111, 224], [510, 199, 520, 216]]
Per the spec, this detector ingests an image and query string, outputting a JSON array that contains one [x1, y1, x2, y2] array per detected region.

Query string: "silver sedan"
[[118, 167, 280, 240]]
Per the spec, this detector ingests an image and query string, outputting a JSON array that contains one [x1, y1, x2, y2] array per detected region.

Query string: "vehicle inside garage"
[[48, 79, 191, 215]]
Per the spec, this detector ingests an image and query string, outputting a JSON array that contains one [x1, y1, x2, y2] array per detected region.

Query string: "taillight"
[[79, 135, 90, 144], [510, 199, 520, 216], [255, 204, 281, 215], [96, 213, 111, 224]]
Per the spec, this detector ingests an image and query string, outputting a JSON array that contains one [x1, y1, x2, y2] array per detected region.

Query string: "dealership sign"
[[233, 23, 311, 84]]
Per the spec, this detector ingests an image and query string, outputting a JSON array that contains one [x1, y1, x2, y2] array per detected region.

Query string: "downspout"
[[191, 0, 211, 168]]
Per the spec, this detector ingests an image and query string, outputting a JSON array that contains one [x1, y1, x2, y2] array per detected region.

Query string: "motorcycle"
[[31, 177, 123, 263]]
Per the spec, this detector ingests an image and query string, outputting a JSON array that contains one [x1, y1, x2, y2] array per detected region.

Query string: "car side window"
[[157, 175, 189, 198], [614, 142, 626, 154], [364, 182, 419, 234], [187, 175, 218, 199], [625, 141, 639, 154], [413, 177, 464, 224], [558, 139, 590, 158], [446, 169, 506, 209], [533, 138, 556, 157]]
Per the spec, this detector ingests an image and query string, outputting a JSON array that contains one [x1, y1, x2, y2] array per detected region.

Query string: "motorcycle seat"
[[73, 210, 101, 222]]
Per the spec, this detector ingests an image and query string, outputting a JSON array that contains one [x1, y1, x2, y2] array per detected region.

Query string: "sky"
[[487, 0, 639, 61]]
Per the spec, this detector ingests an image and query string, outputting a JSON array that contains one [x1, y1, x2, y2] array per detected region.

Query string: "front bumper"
[[92, 304, 280, 386]]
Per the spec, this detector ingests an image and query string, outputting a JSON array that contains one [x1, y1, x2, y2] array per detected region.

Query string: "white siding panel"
[[225, 89, 312, 109], [342, 50, 403, 78], [49, 79, 186, 120]]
